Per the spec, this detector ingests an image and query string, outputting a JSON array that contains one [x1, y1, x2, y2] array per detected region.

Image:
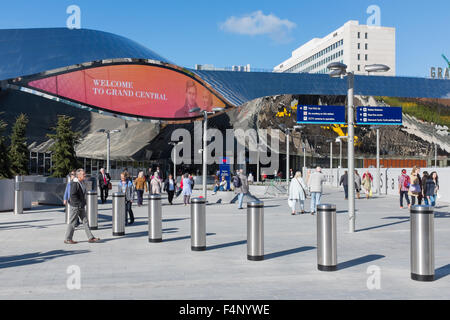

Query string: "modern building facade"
[[273, 20, 396, 76]]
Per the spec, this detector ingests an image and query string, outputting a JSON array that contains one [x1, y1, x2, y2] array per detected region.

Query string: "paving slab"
[[0, 186, 449, 300]]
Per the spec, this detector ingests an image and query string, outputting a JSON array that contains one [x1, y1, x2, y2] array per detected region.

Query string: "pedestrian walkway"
[[0, 186, 449, 299]]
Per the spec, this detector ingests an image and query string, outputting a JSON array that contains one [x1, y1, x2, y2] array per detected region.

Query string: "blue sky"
[[0, 0, 449, 77]]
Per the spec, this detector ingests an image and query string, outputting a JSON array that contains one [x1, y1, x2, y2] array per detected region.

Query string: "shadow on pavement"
[[207, 240, 247, 251], [337, 254, 385, 270], [356, 220, 409, 232], [382, 216, 409, 220], [163, 233, 216, 243], [0, 250, 90, 269], [435, 211, 450, 218], [0, 219, 52, 225], [264, 246, 316, 260], [436, 264, 450, 280]]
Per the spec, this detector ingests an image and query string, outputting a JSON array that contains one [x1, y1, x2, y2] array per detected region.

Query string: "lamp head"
[[189, 107, 201, 113], [327, 62, 347, 71], [212, 107, 225, 113]]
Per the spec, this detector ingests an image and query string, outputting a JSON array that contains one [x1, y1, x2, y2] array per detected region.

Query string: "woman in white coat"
[[288, 171, 308, 215]]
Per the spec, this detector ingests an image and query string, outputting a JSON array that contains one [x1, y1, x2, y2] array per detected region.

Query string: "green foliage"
[[0, 115, 12, 179], [8, 113, 29, 176], [378, 96, 450, 127], [46, 115, 81, 178]]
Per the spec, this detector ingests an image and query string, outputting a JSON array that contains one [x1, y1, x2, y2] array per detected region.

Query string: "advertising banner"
[[27, 64, 226, 119]]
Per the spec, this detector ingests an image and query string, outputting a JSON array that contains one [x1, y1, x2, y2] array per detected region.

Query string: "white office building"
[[273, 20, 395, 76]]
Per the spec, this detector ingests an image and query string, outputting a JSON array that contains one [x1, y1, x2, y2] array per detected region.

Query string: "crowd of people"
[[62, 164, 441, 242], [398, 166, 439, 208], [337, 166, 440, 208]]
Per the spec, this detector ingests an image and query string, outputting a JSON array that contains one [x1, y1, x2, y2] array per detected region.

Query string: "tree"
[[46, 115, 81, 178], [0, 115, 12, 179], [8, 113, 29, 176]]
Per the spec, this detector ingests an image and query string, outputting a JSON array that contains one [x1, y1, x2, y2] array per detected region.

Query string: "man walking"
[[398, 169, 410, 209], [64, 169, 100, 244], [308, 166, 326, 215], [339, 171, 349, 199], [98, 167, 111, 204], [234, 169, 249, 209]]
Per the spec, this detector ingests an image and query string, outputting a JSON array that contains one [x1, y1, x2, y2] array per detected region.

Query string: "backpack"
[[403, 175, 410, 189], [233, 175, 242, 188]]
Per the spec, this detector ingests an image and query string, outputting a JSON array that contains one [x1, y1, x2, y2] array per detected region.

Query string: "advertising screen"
[[27, 64, 226, 119]]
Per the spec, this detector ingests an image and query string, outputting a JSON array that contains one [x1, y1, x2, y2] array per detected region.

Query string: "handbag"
[[296, 178, 308, 199], [409, 183, 420, 193], [107, 182, 112, 190]]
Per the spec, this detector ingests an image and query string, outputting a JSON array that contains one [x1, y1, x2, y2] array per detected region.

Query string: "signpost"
[[356, 106, 402, 125], [297, 105, 346, 125], [219, 157, 231, 191]]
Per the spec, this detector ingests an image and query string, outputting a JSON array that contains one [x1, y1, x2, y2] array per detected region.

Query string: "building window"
[[358, 43, 360, 49], [358, 32, 360, 38], [365, 54, 368, 61], [365, 43, 368, 50], [357, 54, 360, 60], [358, 65, 360, 71], [365, 32, 368, 39]]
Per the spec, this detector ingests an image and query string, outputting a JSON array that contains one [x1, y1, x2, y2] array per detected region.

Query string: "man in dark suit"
[[98, 167, 111, 204], [64, 169, 100, 244]]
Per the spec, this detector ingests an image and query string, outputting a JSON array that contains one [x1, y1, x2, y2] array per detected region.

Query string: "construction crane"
[[443, 54, 450, 68]]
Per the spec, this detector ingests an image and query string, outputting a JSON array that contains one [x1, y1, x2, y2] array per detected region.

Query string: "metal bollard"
[[317, 204, 337, 271], [148, 194, 162, 242], [247, 201, 264, 261], [191, 197, 206, 251], [86, 190, 98, 230], [410, 205, 435, 281], [112, 192, 125, 236], [14, 176, 23, 215], [65, 202, 72, 224]]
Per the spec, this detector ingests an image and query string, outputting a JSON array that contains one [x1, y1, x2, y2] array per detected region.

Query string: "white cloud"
[[220, 10, 296, 43]]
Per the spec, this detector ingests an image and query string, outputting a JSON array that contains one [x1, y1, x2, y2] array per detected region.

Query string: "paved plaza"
[[0, 185, 449, 300]]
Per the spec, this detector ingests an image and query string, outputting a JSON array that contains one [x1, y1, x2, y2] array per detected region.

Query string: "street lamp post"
[[327, 62, 389, 233], [169, 141, 183, 182], [97, 129, 121, 174], [189, 107, 225, 200], [278, 123, 303, 188], [370, 126, 381, 195]]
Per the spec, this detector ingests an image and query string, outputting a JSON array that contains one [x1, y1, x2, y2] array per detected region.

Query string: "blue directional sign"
[[297, 105, 346, 124], [356, 106, 402, 125]]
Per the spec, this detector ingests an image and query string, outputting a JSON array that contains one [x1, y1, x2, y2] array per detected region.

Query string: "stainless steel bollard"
[[65, 202, 72, 224], [317, 204, 337, 271], [410, 205, 435, 281], [148, 194, 162, 242], [14, 176, 23, 215], [112, 192, 125, 236], [191, 197, 206, 251], [86, 190, 98, 230], [247, 201, 264, 261]]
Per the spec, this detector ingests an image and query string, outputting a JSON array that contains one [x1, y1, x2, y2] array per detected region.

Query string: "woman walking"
[[288, 171, 308, 215], [182, 173, 193, 205], [425, 171, 439, 207], [134, 171, 148, 206], [164, 174, 177, 205], [150, 172, 163, 194], [408, 166, 421, 207], [362, 170, 373, 199]]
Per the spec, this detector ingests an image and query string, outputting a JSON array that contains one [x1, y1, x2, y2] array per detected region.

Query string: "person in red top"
[[98, 168, 111, 204], [398, 169, 410, 209]]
